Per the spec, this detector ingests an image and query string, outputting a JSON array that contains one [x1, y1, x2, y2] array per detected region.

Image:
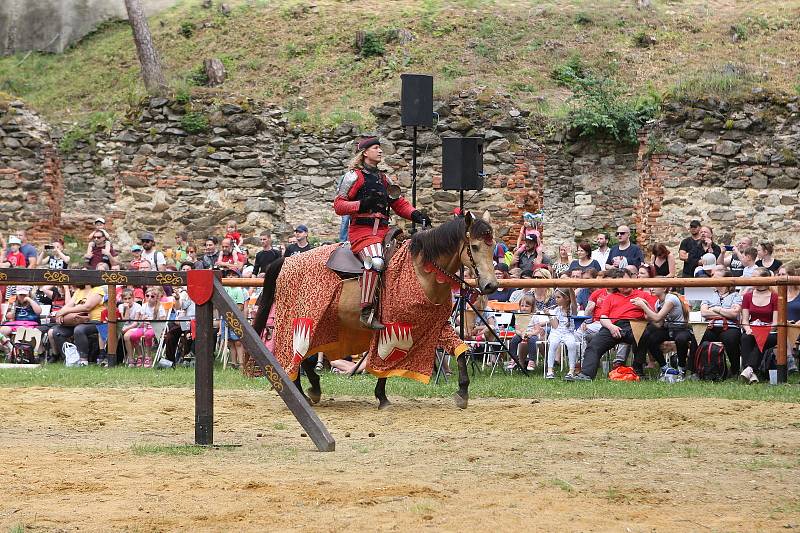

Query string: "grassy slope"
[[1, 364, 799, 402], [0, 0, 799, 126]]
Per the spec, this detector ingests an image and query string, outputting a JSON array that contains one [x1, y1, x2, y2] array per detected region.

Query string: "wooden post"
[[195, 298, 214, 445], [106, 284, 117, 366], [210, 277, 335, 452], [777, 284, 788, 383]]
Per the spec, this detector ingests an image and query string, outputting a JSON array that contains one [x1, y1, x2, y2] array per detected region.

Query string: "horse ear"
[[464, 211, 475, 233], [482, 210, 492, 223]]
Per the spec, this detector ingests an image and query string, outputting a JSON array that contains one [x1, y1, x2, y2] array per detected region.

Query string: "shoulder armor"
[[337, 170, 360, 197]]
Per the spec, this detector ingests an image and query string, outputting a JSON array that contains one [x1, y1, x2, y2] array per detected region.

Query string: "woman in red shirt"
[[739, 268, 779, 384]]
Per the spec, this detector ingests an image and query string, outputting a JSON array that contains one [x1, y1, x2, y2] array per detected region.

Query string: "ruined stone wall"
[[1, 90, 799, 262]]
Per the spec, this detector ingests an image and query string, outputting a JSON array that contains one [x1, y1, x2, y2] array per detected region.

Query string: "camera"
[[44, 245, 54, 250]]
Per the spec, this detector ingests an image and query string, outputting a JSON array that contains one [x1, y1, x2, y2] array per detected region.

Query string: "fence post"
[[777, 284, 788, 383], [106, 284, 117, 366], [195, 297, 214, 445]]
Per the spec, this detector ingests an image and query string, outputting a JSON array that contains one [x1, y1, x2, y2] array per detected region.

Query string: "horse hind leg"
[[301, 356, 322, 404], [375, 377, 391, 410]]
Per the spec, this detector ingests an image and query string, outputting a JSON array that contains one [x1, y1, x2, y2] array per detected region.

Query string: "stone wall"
[[1, 89, 799, 262]]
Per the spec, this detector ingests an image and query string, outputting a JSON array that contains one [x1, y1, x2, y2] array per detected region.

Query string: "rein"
[[422, 229, 484, 303]]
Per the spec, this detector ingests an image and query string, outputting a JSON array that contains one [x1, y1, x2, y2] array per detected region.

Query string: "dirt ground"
[[1, 387, 799, 532]]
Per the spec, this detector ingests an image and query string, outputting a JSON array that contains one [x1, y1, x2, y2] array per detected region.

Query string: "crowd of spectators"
[[0, 214, 798, 385]]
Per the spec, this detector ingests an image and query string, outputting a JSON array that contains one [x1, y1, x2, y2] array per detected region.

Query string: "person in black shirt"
[[678, 219, 703, 276], [284, 225, 314, 257], [253, 231, 281, 277]]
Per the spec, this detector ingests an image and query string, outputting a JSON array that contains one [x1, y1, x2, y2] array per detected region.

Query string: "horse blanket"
[[271, 242, 468, 383]]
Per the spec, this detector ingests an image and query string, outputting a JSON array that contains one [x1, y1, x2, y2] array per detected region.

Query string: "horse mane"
[[409, 216, 493, 264]]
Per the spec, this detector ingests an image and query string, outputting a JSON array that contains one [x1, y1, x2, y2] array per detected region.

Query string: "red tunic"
[[333, 171, 415, 253]]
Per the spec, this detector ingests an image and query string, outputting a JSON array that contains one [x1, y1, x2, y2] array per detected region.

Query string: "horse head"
[[461, 211, 499, 295]]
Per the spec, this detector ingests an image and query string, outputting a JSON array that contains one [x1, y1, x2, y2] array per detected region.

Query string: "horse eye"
[[471, 244, 480, 252]]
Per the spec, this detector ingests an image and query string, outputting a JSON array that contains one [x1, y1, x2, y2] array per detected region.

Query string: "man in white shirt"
[[139, 231, 166, 271], [590, 232, 610, 271]]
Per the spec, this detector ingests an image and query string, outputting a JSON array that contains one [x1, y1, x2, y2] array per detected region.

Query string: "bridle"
[[424, 227, 489, 302]]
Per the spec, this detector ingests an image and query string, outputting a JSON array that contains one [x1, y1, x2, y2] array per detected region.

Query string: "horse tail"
[[253, 257, 284, 336]]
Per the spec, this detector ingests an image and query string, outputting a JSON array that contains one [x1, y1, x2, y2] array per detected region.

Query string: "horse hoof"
[[453, 392, 468, 410], [307, 389, 321, 405], [378, 399, 391, 410]]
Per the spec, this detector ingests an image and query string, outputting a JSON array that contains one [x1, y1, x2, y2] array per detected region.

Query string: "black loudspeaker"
[[442, 137, 484, 191], [401, 74, 433, 127]]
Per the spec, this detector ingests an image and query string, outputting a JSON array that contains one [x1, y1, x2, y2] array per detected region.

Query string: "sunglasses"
[[141, 239, 153, 243], [616, 232, 628, 235], [533, 276, 544, 279], [294, 230, 305, 233], [93, 235, 104, 239], [146, 294, 158, 298]]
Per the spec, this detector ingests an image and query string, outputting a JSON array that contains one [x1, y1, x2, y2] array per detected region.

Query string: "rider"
[[334, 136, 431, 330]]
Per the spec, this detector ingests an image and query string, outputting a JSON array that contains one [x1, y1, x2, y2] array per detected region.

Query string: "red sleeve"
[[390, 196, 416, 220], [741, 291, 752, 311], [597, 293, 614, 318], [334, 196, 361, 216]]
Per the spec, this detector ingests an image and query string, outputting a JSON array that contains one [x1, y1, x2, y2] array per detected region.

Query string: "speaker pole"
[[459, 187, 465, 345], [411, 125, 418, 232]]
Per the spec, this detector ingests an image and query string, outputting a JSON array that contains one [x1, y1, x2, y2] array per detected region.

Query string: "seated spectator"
[[694, 253, 718, 277], [779, 263, 800, 372], [223, 270, 248, 369], [551, 243, 572, 278], [123, 286, 167, 368], [487, 264, 512, 303], [0, 286, 42, 337], [165, 283, 196, 364], [699, 270, 743, 376], [725, 236, 753, 277], [740, 247, 759, 279], [649, 243, 676, 278], [509, 269, 534, 303], [531, 268, 556, 311], [508, 267, 522, 279], [3, 236, 27, 267], [572, 268, 651, 381], [330, 354, 367, 375], [50, 283, 105, 366], [638, 262, 656, 279], [606, 225, 643, 268], [755, 241, 782, 274], [576, 268, 598, 312], [507, 295, 541, 372], [37, 239, 70, 269], [739, 268, 778, 384], [570, 240, 601, 273], [631, 287, 696, 376]]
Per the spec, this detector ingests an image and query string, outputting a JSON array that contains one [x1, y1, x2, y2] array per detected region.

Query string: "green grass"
[[1, 363, 800, 403], [131, 443, 208, 456]]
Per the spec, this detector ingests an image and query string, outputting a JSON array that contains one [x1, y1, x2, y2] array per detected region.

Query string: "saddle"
[[326, 228, 404, 279]]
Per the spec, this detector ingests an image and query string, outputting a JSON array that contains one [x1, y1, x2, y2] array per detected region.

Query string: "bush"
[[574, 12, 593, 25], [58, 111, 117, 153], [359, 31, 385, 58], [179, 21, 195, 38], [180, 112, 209, 134], [550, 54, 588, 87]]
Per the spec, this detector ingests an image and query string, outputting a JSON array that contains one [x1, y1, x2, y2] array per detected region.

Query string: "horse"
[[253, 212, 498, 409]]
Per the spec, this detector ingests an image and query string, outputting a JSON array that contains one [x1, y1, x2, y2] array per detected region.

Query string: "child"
[[507, 294, 543, 371], [225, 220, 242, 247], [223, 273, 248, 369], [3, 236, 27, 267], [514, 211, 543, 251], [548, 288, 579, 380], [124, 287, 166, 367]]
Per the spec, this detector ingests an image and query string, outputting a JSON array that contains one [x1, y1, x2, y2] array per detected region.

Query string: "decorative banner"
[[291, 317, 314, 366], [692, 323, 708, 343], [630, 320, 648, 345], [751, 325, 772, 353], [378, 322, 413, 364], [187, 270, 213, 305]]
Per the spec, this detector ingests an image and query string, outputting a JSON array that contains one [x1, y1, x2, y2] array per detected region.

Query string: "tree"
[[124, 0, 167, 95]]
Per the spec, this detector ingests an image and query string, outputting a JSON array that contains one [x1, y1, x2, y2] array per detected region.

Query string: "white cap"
[[8, 236, 21, 245], [701, 253, 717, 270]]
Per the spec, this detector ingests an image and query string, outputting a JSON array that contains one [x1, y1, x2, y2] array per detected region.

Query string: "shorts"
[[129, 327, 155, 347]]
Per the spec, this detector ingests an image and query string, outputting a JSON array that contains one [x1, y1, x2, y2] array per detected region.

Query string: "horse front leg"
[[453, 352, 470, 409], [301, 356, 322, 404], [375, 377, 391, 410]]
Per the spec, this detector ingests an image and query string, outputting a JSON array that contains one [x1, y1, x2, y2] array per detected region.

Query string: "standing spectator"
[[253, 231, 281, 278], [591, 232, 611, 271], [173, 231, 189, 264], [197, 237, 220, 269], [570, 240, 602, 273], [14, 230, 38, 267], [139, 232, 166, 271], [284, 225, 313, 257], [739, 268, 779, 384], [551, 243, 572, 278], [700, 269, 743, 376], [678, 220, 703, 277], [755, 241, 782, 274], [223, 270, 248, 369], [215, 238, 245, 273], [726, 236, 753, 277], [3, 236, 27, 267], [573, 268, 650, 381], [606, 225, 643, 268], [37, 239, 70, 269], [84, 229, 115, 269], [649, 243, 676, 277], [697, 226, 723, 265], [184, 244, 198, 266], [548, 288, 579, 380], [513, 234, 549, 272]]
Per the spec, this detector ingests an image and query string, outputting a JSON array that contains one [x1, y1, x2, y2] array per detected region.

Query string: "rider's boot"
[[359, 268, 385, 330]]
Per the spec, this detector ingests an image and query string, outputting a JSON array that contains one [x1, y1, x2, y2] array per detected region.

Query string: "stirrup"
[[360, 306, 385, 330]]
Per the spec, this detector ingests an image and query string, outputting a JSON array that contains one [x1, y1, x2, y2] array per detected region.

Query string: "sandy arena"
[[1, 387, 799, 531]]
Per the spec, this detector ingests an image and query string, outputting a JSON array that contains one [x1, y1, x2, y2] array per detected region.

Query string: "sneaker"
[[611, 360, 623, 370], [748, 373, 759, 385], [526, 361, 535, 371], [315, 362, 323, 372], [572, 373, 592, 382], [136, 357, 144, 368], [564, 372, 575, 382], [506, 360, 517, 370], [740, 367, 754, 383], [143, 357, 152, 368], [77, 360, 89, 367], [545, 371, 555, 379]]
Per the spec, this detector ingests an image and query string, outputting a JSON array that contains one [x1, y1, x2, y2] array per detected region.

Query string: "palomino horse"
[[253, 213, 498, 409]]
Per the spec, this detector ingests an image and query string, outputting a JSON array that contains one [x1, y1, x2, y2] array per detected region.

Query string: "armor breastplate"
[[355, 169, 390, 217]]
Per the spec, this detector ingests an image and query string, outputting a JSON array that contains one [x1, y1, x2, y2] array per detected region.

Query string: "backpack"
[[609, 365, 640, 381], [757, 347, 777, 379], [693, 341, 727, 381], [10, 341, 37, 364]]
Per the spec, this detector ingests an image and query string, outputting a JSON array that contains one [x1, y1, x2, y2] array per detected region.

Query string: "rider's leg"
[[358, 243, 385, 330]]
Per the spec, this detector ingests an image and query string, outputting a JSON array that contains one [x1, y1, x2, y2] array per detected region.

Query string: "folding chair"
[[150, 313, 173, 368], [486, 312, 515, 375]]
